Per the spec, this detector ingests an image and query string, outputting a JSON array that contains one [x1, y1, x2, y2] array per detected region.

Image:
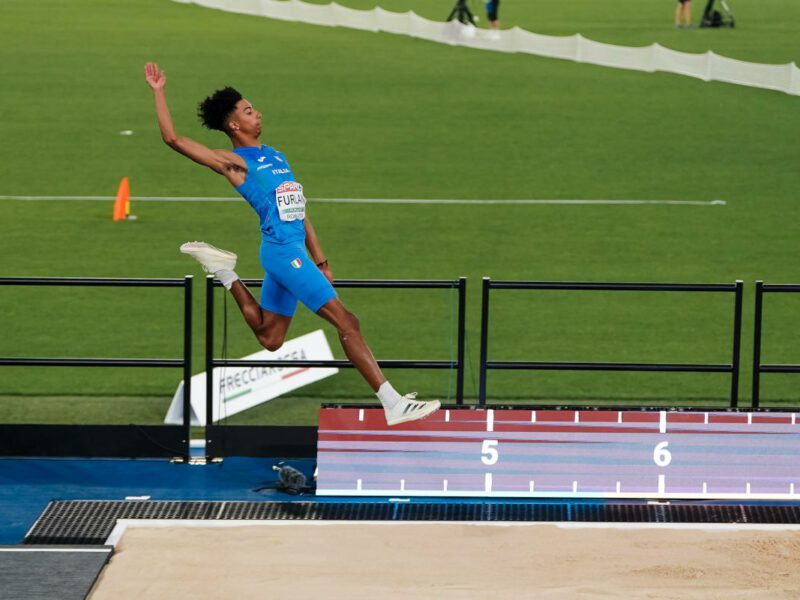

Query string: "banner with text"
[[165, 329, 338, 425]]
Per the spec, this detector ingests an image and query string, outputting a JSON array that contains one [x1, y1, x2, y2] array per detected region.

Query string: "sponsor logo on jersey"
[[291, 258, 302, 269], [257, 163, 273, 171], [257, 156, 266, 163]]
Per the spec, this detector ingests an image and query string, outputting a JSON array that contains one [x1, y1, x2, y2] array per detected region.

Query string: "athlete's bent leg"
[[229, 280, 292, 351], [316, 297, 440, 426], [180, 241, 293, 351]]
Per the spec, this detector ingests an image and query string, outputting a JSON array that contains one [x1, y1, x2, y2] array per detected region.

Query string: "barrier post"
[[204, 275, 216, 459], [479, 277, 491, 406], [182, 276, 192, 456], [456, 276, 467, 404], [205, 275, 215, 430], [730, 280, 743, 407], [751, 281, 764, 407]]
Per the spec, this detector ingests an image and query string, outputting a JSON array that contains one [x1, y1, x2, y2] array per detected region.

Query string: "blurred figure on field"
[[486, 0, 500, 29], [675, 0, 692, 27]]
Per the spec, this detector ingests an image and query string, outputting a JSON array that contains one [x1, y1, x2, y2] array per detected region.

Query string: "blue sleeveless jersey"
[[233, 145, 306, 245]]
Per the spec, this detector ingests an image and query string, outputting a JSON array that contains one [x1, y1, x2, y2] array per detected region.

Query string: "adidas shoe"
[[385, 393, 441, 426], [179, 241, 237, 274]]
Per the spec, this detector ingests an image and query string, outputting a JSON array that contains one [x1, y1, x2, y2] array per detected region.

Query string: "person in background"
[[675, 0, 692, 28], [486, 0, 500, 30]]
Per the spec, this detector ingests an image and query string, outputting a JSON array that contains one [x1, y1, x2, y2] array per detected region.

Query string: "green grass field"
[[1, 0, 799, 425]]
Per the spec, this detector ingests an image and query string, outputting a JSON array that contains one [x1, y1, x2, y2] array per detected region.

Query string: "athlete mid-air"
[[144, 62, 439, 425]]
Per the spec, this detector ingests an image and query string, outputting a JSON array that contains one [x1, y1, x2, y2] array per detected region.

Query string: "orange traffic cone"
[[113, 177, 129, 221]]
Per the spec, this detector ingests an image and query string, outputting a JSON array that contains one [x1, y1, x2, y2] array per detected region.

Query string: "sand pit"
[[89, 522, 800, 599]]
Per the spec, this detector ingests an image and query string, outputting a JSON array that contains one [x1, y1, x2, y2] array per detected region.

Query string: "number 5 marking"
[[653, 441, 672, 467], [481, 440, 499, 465]]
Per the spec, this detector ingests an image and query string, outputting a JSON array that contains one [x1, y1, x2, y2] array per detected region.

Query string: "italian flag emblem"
[[291, 258, 302, 269]]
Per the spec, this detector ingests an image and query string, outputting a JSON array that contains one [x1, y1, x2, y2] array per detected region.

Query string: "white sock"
[[216, 269, 239, 290], [376, 381, 402, 410]]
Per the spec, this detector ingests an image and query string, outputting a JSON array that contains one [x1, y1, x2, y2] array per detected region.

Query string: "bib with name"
[[275, 181, 306, 222]]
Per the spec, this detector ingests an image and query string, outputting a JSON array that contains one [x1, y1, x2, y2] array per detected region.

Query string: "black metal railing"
[[478, 278, 744, 407], [205, 276, 467, 444], [0, 276, 193, 460], [752, 281, 800, 407], [10, 274, 799, 459]]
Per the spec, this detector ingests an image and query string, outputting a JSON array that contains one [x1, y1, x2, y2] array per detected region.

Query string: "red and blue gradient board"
[[316, 408, 800, 499]]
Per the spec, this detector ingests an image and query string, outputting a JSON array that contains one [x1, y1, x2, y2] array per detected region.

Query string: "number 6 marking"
[[481, 440, 499, 465], [653, 441, 672, 467]]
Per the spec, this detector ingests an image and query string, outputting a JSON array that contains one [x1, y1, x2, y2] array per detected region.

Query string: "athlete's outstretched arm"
[[305, 215, 334, 283], [144, 62, 245, 185]]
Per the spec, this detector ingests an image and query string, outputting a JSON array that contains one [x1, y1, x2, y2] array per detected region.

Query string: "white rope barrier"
[[173, 0, 800, 96]]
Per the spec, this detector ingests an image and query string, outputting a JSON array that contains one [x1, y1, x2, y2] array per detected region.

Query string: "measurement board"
[[316, 408, 800, 499]]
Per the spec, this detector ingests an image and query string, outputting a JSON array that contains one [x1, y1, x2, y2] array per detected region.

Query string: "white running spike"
[[180, 241, 237, 274], [385, 394, 441, 426]]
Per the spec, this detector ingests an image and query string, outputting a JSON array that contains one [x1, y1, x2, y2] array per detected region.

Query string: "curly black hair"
[[197, 86, 243, 132]]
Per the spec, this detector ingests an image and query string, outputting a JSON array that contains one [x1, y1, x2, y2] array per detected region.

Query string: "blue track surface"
[[0, 457, 607, 544], [0, 457, 315, 544], [6, 457, 796, 545]]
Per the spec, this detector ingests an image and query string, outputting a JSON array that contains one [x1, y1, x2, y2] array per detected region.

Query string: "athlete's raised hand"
[[144, 62, 167, 91], [144, 63, 246, 186]]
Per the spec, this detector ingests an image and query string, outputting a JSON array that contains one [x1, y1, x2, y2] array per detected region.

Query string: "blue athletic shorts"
[[259, 241, 337, 317]]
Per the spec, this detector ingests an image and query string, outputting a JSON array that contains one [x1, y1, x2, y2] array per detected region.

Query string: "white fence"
[[174, 0, 800, 97]]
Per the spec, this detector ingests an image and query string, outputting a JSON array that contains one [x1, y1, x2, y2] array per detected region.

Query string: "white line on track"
[[0, 195, 727, 206], [104, 519, 800, 547]]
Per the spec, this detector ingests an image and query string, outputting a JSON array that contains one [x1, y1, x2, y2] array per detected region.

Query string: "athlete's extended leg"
[[317, 297, 440, 426], [316, 297, 383, 391]]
